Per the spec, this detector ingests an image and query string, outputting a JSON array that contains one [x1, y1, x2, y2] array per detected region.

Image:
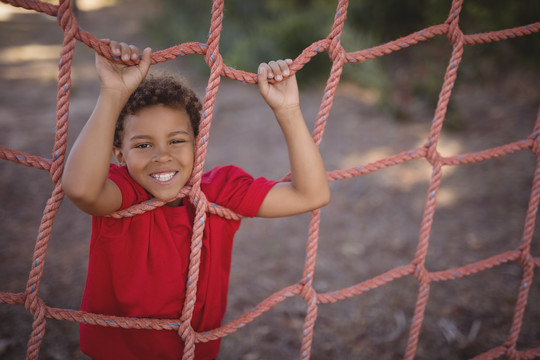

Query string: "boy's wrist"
[[100, 86, 129, 100], [272, 104, 302, 120], [99, 88, 130, 110], [95, 90, 128, 120]]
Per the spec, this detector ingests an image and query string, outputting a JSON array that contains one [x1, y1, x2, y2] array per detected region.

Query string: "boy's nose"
[[152, 146, 172, 162]]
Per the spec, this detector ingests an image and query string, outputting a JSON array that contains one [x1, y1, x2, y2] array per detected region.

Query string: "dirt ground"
[[0, 1, 539, 359]]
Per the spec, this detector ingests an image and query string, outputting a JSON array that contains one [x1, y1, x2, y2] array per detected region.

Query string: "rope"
[[0, 0, 539, 359]]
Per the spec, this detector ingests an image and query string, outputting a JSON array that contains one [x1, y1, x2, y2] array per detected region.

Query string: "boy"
[[62, 40, 330, 359]]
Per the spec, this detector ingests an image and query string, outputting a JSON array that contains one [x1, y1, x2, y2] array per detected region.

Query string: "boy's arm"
[[256, 60, 330, 218], [62, 41, 152, 216]]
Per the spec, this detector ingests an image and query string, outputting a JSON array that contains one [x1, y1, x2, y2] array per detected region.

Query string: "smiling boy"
[[62, 40, 329, 359]]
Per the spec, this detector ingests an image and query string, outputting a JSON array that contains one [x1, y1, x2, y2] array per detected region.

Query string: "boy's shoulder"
[[200, 165, 252, 198], [201, 164, 276, 217], [202, 165, 248, 184]]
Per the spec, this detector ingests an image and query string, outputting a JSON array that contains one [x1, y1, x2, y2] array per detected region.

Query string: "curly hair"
[[114, 73, 202, 147]]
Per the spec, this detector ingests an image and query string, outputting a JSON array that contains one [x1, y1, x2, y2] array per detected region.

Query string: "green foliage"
[[146, 0, 338, 85], [145, 0, 210, 45], [145, 0, 539, 123]]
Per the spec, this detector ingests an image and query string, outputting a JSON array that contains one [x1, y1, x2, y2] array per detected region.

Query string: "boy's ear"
[[112, 147, 125, 165]]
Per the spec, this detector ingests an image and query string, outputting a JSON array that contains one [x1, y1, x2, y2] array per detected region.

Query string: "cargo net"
[[0, 0, 539, 359]]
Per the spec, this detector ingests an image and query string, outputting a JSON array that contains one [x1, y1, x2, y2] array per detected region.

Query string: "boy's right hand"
[[96, 39, 152, 99], [257, 59, 300, 116]]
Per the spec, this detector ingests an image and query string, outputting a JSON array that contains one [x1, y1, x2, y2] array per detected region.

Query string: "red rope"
[[0, 0, 539, 359]]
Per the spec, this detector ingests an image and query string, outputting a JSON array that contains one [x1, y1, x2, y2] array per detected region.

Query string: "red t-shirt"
[[80, 164, 276, 360]]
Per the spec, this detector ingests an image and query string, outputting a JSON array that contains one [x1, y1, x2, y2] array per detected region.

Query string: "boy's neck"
[[166, 198, 183, 207]]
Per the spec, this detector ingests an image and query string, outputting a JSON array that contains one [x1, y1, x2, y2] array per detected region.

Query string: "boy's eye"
[[135, 143, 151, 149], [170, 139, 186, 145]]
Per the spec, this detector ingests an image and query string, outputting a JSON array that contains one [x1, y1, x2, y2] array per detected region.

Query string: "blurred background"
[[0, 0, 539, 359]]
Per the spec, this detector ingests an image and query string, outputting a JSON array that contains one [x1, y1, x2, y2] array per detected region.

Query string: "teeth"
[[151, 172, 176, 182]]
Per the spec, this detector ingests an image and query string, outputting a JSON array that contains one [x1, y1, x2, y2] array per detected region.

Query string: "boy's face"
[[113, 104, 195, 206]]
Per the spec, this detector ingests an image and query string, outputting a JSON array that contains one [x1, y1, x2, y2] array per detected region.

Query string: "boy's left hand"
[[258, 59, 300, 114], [96, 39, 152, 99]]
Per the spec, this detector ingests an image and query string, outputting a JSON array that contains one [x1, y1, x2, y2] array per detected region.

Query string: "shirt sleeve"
[[107, 164, 151, 210], [201, 165, 277, 218]]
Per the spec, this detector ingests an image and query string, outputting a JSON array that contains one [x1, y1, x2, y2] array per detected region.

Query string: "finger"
[[108, 40, 122, 59], [257, 63, 270, 92], [285, 58, 293, 74], [268, 60, 291, 81], [276, 59, 290, 78], [119, 42, 131, 62], [129, 44, 140, 61], [138, 47, 153, 75], [258, 62, 271, 77], [268, 61, 282, 81]]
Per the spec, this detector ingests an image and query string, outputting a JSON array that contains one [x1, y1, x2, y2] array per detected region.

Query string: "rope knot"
[[24, 292, 46, 319], [56, 0, 78, 32], [445, 1, 464, 45], [204, 0, 224, 73], [177, 320, 197, 360], [414, 264, 430, 284], [189, 185, 210, 213], [425, 140, 442, 167], [447, 25, 464, 47], [177, 320, 194, 342], [517, 248, 534, 270], [204, 49, 224, 74], [300, 283, 318, 307], [328, 36, 345, 64]]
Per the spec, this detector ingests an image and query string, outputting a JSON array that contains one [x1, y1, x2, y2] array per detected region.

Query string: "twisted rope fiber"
[[0, 0, 539, 359]]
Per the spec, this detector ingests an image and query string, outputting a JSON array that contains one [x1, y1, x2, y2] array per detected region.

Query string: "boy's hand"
[[258, 59, 300, 115], [96, 39, 152, 99]]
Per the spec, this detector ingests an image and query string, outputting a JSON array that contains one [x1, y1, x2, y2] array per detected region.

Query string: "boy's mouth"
[[150, 171, 178, 183]]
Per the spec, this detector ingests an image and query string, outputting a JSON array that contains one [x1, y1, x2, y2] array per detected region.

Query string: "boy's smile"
[[113, 104, 195, 206], [150, 171, 177, 183]]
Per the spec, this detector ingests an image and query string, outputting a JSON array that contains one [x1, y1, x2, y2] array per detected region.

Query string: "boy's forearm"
[[274, 106, 329, 203], [62, 91, 123, 200]]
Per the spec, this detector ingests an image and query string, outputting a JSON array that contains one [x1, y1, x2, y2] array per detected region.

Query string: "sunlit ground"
[[0, 0, 118, 21], [0, 0, 120, 82], [75, 0, 118, 11], [0, 43, 62, 63], [0, 3, 28, 21]]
